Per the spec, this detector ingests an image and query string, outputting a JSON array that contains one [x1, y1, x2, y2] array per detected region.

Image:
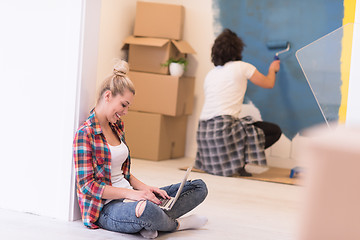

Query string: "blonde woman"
[[73, 60, 208, 239]]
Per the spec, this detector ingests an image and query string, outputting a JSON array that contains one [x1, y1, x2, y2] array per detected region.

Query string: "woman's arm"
[[102, 185, 134, 199], [100, 174, 150, 200], [101, 174, 170, 204], [249, 60, 280, 89], [102, 185, 161, 204], [73, 129, 106, 200], [129, 174, 150, 190], [129, 174, 170, 200]]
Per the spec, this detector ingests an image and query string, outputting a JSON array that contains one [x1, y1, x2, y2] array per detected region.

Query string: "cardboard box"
[[123, 36, 195, 75], [134, 1, 185, 40], [128, 71, 195, 116], [122, 111, 188, 161]]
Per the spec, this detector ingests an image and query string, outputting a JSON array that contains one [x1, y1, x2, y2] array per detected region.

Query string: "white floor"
[[0, 158, 303, 240]]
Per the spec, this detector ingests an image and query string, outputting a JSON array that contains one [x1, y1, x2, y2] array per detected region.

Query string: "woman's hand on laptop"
[[130, 186, 170, 205], [126, 189, 161, 204], [148, 186, 170, 202]]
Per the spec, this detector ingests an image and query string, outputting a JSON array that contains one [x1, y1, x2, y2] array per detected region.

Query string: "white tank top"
[[105, 141, 133, 204]]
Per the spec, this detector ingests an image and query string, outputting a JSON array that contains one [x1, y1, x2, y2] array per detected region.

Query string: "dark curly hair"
[[211, 28, 245, 66]]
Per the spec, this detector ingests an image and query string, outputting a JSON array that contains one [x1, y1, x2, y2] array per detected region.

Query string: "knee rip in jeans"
[[135, 200, 146, 218]]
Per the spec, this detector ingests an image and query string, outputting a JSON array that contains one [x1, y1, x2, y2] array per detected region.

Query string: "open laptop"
[[157, 166, 192, 211]]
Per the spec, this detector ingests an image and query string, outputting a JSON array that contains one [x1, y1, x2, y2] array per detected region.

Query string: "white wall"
[[70, 0, 102, 221], [0, 0, 86, 220], [96, 0, 138, 99], [346, 1, 360, 125]]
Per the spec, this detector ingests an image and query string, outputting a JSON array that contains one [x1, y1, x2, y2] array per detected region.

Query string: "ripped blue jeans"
[[96, 179, 208, 233]]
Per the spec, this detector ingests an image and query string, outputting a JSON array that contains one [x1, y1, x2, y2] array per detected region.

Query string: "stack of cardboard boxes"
[[122, 2, 196, 161]]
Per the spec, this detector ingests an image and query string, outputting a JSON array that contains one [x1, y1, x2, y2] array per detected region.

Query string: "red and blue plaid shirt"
[[73, 111, 131, 229]]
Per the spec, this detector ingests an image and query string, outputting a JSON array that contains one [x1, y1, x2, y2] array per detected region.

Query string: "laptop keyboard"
[[158, 197, 172, 207]]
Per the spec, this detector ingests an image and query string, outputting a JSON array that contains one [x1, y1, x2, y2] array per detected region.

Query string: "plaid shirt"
[[195, 115, 266, 177], [73, 111, 131, 229]]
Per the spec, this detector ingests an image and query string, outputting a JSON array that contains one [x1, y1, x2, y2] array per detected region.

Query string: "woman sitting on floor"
[[73, 59, 208, 239]]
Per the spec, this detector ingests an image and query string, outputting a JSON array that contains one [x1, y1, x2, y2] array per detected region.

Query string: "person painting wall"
[[211, 0, 353, 139]]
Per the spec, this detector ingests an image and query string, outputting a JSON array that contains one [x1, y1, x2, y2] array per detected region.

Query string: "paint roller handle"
[[274, 55, 280, 60]]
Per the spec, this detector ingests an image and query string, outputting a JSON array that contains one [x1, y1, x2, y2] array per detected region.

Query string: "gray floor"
[[0, 158, 302, 240]]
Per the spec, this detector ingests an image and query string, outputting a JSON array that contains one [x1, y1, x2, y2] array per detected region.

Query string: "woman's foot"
[[140, 229, 158, 239], [239, 166, 252, 177], [177, 214, 208, 231]]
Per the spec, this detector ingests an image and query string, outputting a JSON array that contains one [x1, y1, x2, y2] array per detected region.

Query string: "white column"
[[346, 2, 360, 125], [0, 0, 91, 221]]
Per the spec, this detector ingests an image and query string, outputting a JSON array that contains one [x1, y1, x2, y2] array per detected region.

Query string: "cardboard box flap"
[[171, 40, 196, 54], [123, 36, 169, 48]]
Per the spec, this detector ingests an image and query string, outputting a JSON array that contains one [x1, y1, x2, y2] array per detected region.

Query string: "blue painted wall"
[[212, 0, 344, 139]]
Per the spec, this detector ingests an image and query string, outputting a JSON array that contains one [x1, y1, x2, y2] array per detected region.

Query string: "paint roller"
[[266, 41, 290, 60]]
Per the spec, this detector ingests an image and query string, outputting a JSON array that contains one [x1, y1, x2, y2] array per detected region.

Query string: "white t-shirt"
[[105, 141, 133, 204], [199, 61, 256, 120]]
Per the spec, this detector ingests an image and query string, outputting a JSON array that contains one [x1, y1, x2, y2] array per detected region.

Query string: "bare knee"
[[135, 200, 146, 218]]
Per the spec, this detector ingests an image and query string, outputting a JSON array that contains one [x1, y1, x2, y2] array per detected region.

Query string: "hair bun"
[[113, 59, 129, 76]]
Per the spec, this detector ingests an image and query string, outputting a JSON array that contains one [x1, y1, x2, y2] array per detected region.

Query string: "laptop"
[[157, 166, 192, 211]]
